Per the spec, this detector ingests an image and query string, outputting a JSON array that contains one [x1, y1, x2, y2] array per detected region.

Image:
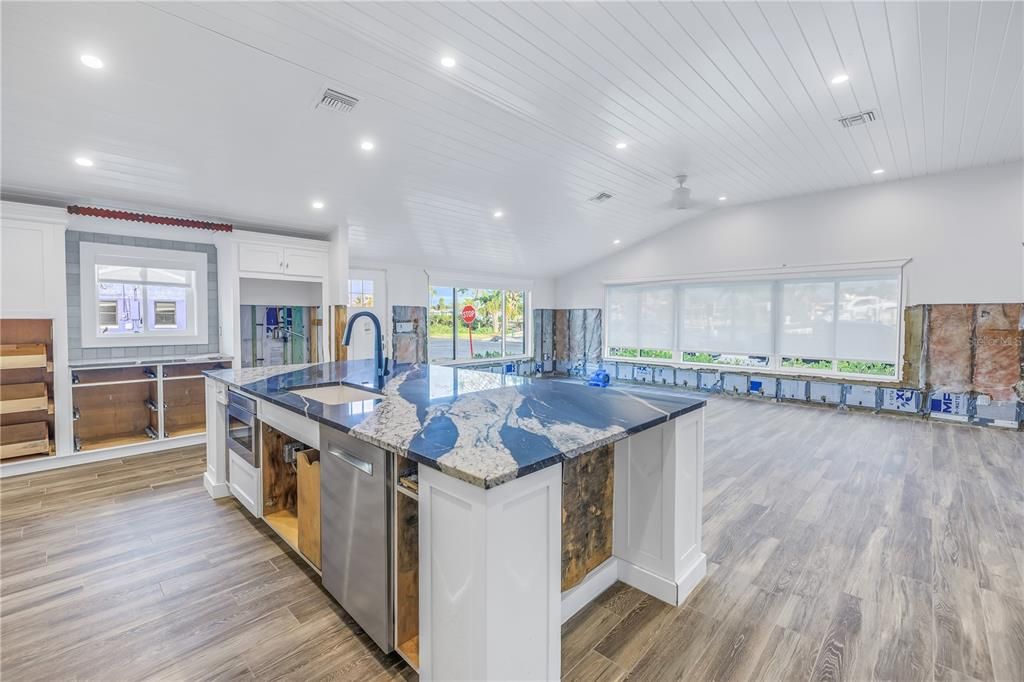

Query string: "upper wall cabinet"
[[0, 203, 67, 318], [237, 242, 327, 279]]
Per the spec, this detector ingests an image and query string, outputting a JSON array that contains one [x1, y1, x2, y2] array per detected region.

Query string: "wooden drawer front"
[[0, 382, 48, 414], [0, 422, 49, 459]]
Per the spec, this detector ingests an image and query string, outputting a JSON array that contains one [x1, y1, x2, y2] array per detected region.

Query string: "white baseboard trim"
[[204, 472, 231, 498], [0, 434, 205, 478], [619, 552, 708, 607], [560, 557, 619, 624]]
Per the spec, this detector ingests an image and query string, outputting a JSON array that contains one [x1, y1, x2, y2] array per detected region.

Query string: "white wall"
[[556, 163, 1024, 308]]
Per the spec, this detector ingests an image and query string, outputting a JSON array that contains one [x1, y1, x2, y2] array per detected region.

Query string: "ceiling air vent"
[[316, 88, 359, 113], [837, 110, 876, 128], [588, 192, 614, 203]]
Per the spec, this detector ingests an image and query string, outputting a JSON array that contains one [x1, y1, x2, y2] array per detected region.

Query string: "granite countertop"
[[205, 360, 705, 489]]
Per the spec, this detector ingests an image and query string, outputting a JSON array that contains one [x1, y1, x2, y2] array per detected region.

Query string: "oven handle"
[[227, 403, 256, 428]]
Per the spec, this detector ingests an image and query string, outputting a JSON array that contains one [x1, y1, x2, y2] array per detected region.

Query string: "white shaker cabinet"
[[237, 241, 327, 278]]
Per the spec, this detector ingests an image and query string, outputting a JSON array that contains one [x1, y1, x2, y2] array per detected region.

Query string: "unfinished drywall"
[[555, 163, 1024, 309]]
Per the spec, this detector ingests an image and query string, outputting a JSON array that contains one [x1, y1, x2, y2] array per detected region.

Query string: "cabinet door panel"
[[283, 247, 327, 277], [238, 243, 283, 274]]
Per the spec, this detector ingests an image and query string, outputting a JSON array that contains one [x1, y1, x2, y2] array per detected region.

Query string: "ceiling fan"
[[658, 174, 717, 210]]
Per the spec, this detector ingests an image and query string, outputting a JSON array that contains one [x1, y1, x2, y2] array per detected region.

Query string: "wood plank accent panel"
[[261, 422, 297, 516], [333, 305, 348, 362], [561, 444, 614, 592], [395, 485, 419, 669], [297, 449, 321, 569]]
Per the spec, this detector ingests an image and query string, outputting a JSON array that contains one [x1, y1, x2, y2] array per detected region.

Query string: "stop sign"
[[460, 305, 476, 325]]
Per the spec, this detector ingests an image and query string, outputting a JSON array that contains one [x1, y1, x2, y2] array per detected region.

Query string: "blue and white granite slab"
[[205, 360, 705, 489]]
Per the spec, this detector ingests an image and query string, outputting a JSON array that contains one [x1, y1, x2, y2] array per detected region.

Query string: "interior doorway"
[[346, 269, 388, 361]]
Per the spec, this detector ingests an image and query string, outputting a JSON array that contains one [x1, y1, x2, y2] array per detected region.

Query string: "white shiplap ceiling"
[[2, 1, 1021, 277]]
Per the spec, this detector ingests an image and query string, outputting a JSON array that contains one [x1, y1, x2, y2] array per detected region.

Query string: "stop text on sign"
[[461, 305, 476, 325]]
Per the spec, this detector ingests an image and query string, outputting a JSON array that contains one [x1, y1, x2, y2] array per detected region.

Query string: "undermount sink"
[[289, 384, 381, 405]]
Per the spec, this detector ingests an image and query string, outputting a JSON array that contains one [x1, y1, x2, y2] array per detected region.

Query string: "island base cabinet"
[[260, 422, 320, 571], [418, 464, 562, 682]]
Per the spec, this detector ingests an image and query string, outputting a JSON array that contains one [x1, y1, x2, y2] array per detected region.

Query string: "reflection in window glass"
[[429, 286, 455, 362], [153, 301, 178, 328], [504, 290, 525, 357]]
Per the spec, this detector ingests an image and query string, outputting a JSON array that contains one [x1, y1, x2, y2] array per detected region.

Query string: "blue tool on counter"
[[587, 369, 610, 387]]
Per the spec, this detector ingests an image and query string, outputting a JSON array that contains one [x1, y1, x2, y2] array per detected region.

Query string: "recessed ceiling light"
[[311, 200, 325, 209], [615, 142, 627, 150], [440, 56, 456, 68], [718, 195, 727, 202], [872, 168, 885, 175], [80, 54, 103, 69], [830, 73, 849, 85], [613, 239, 621, 245], [74, 157, 94, 167], [360, 140, 375, 151], [492, 209, 504, 218]]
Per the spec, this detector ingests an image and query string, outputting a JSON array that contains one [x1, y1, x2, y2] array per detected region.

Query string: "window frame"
[[79, 242, 209, 348], [427, 284, 531, 364], [604, 266, 904, 381]]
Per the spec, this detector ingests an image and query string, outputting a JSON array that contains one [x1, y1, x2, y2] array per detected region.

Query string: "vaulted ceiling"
[[2, 2, 1021, 277]]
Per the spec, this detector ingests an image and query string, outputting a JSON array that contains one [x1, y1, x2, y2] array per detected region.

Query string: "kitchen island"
[[204, 360, 706, 681]]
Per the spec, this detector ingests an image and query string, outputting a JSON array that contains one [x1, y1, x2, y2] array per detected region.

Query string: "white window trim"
[[80, 242, 208, 348], [604, 262, 906, 382]]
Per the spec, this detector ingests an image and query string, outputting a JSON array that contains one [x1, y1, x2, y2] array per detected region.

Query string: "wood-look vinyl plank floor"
[[1, 395, 1021, 681]]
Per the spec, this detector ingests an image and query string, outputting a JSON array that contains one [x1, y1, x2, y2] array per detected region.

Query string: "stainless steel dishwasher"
[[320, 425, 393, 653]]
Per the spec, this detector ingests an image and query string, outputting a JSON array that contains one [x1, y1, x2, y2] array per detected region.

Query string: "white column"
[[204, 378, 230, 498], [418, 464, 561, 682], [613, 408, 705, 606]]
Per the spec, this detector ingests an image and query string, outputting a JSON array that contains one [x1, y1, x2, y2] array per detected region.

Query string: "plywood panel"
[[562, 444, 614, 591], [333, 305, 348, 362], [297, 449, 321, 569]]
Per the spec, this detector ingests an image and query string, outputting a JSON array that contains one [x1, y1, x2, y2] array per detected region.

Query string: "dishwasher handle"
[[328, 446, 373, 476]]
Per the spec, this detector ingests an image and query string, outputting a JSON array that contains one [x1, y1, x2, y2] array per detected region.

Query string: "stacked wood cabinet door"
[[0, 319, 55, 461], [71, 359, 228, 452]]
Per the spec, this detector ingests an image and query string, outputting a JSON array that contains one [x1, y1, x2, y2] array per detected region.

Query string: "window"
[[429, 285, 529, 362], [605, 270, 902, 378], [348, 279, 374, 308], [79, 242, 208, 347]]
